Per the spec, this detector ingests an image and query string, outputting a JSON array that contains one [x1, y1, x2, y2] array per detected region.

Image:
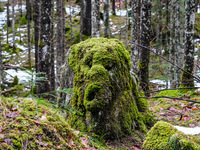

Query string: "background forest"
[[1, 0, 200, 149]]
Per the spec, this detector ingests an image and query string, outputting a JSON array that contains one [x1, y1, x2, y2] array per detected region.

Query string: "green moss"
[[143, 121, 200, 150], [68, 38, 153, 139]]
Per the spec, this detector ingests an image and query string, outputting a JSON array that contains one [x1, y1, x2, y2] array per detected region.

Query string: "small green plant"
[[20, 16, 27, 25]]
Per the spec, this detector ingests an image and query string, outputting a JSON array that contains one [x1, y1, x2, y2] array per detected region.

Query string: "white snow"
[[5, 69, 32, 83], [174, 125, 200, 135]]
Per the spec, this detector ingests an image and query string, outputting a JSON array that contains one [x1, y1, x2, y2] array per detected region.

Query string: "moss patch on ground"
[[143, 121, 200, 150], [0, 96, 109, 150]]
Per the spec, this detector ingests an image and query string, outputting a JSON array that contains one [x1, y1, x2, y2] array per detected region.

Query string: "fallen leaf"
[[0, 134, 4, 139], [11, 107, 17, 111], [69, 141, 76, 148], [186, 106, 192, 109], [34, 120, 41, 125], [192, 108, 198, 111], [42, 109, 47, 115], [0, 125, 3, 133], [183, 114, 188, 117], [80, 137, 89, 148], [40, 115, 47, 122], [68, 134, 73, 141], [36, 140, 49, 147], [189, 124, 195, 127], [6, 112, 18, 118]]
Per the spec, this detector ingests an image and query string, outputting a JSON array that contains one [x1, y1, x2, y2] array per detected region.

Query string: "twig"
[[132, 42, 200, 82], [139, 96, 200, 104], [147, 87, 199, 93], [0, 88, 15, 94]]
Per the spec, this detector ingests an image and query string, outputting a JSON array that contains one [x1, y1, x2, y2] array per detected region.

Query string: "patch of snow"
[[5, 69, 32, 83], [65, 5, 80, 17], [174, 125, 200, 135], [151, 79, 167, 85]]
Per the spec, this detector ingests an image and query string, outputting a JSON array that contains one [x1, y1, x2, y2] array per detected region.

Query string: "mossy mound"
[[0, 96, 103, 149], [143, 121, 200, 150], [65, 38, 154, 139]]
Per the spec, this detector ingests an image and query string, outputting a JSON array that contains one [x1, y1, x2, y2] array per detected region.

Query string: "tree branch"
[[139, 96, 200, 104]]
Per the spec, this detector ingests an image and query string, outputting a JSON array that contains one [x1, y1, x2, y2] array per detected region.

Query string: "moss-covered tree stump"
[[62, 38, 153, 138], [143, 121, 200, 150]]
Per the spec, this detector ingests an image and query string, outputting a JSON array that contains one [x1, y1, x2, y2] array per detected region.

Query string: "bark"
[[69, 0, 73, 45], [6, 0, 10, 44], [112, 0, 116, 15], [56, 0, 65, 88], [139, 0, 152, 97], [181, 0, 195, 87], [174, 0, 181, 87], [104, 0, 110, 38], [0, 35, 3, 87], [26, 0, 31, 66], [131, 0, 141, 74], [91, 0, 100, 38], [37, 0, 55, 97], [119, 0, 122, 40], [82, 0, 91, 36], [12, 0, 15, 48], [125, 0, 128, 49], [169, 0, 176, 88], [33, 0, 40, 73]]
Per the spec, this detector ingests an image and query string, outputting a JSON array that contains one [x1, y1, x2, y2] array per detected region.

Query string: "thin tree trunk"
[[26, 0, 31, 66], [131, 0, 141, 74], [37, 0, 55, 97], [125, 0, 128, 49], [34, 0, 40, 74], [82, 0, 91, 36], [56, 0, 65, 88], [174, 0, 181, 87], [181, 0, 195, 87], [12, 0, 15, 48], [91, 0, 100, 38], [139, 0, 152, 96], [69, 0, 73, 45], [169, 0, 176, 88], [18, 0, 21, 42], [104, 0, 110, 38], [112, 0, 116, 15], [119, 0, 121, 40], [6, 0, 10, 44], [0, 34, 3, 88]]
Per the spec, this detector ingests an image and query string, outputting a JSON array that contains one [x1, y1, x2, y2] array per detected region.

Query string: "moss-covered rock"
[[62, 38, 154, 139], [143, 121, 200, 150]]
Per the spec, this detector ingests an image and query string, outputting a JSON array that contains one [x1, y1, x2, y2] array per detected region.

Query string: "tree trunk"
[[82, 0, 91, 36], [139, 0, 152, 96], [112, 0, 116, 15], [174, 0, 181, 87], [0, 34, 3, 88], [56, 0, 65, 88], [34, 0, 40, 74], [104, 0, 110, 38], [91, 0, 100, 38], [131, 0, 141, 75], [125, 0, 128, 49], [37, 0, 55, 98], [26, 0, 31, 66], [181, 0, 195, 87], [12, 0, 15, 48], [169, 0, 176, 88], [6, 0, 10, 44]]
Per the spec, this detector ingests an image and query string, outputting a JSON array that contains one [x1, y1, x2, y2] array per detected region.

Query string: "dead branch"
[[147, 87, 199, 93], [0, 88, 15, 94], [139, 96, 200, 104], [132, 42, 200, 83]]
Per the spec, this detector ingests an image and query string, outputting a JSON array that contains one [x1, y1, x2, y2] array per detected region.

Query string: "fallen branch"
[[0, 88, 15, 94], [147, 87, 200, 93], [139, 96, 200, 104]]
